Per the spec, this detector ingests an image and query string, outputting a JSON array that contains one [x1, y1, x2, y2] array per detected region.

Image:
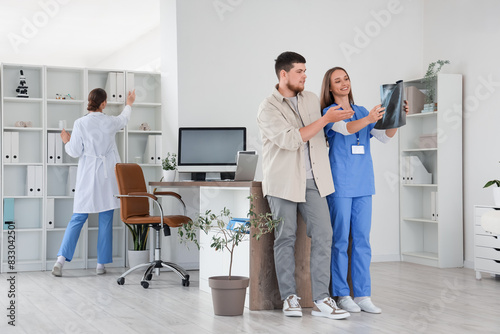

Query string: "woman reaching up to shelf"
[[319, 67, 407, 314], [52, 88, 136, 277]]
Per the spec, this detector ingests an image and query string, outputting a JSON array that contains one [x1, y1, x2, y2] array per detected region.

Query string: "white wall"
[[165, 0, 426, 261], [423, 0, 500, 267]]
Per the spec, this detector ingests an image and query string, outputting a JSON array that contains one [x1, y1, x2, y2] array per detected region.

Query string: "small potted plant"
[[423, 59, 450, 108], [162, 152, 177, 182], [178, 195, 281, 316], [483, 163, 500, 207], [126, 223, 150, 268]]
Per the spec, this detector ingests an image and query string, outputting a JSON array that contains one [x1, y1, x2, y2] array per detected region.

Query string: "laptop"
[[233, 151, 258, 181]]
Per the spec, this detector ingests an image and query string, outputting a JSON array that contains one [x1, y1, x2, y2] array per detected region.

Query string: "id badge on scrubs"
[[352, 145, 365, 155]]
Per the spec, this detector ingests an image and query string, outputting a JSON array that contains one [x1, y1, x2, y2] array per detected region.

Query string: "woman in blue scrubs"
[[319, 67, 405, 314]]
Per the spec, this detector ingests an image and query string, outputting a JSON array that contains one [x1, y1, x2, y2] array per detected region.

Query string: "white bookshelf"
[[399, 73, 463, 268], [0, 63, 163, 272]]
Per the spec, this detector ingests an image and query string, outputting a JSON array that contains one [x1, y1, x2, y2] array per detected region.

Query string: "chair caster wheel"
[[146, 273, 153, 281], [141, 281, 149, 289], [117, 277, 125, 285], [182, 279, 190, 286]]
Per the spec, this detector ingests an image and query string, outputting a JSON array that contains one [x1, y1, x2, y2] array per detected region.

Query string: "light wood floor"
[[1, 262, 499, 334]]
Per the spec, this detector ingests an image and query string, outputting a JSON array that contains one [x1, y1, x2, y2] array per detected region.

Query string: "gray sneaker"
[[283, 294, 302, 317], [338, 296, 361, 313]]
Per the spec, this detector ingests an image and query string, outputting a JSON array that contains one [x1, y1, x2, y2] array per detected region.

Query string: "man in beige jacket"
[[257, 51, 353, 320]]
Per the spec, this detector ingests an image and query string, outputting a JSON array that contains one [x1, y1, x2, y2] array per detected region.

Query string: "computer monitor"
[[177, 127, 246, 179]]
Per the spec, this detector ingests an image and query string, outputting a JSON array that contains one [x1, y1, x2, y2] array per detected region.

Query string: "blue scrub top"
[[323, 103, 375, 198]]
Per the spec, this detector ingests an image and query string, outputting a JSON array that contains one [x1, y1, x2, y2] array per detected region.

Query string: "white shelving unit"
[[399, 73, 463, 268], [0, 63, 163, 272], [473, 205, 500, 279]]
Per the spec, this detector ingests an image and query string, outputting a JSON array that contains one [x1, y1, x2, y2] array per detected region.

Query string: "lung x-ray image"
[[375, 80, 405, 130]]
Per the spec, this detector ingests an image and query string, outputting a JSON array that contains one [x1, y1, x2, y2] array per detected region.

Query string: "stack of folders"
[[67, 166, 77, 197], [431, 191, 439, 221], [26, 166, 43, 196], [3, 198, 14, 230], [105, 72, 126, 103], [143, 135, 162, 165], [47, 133, 64, 164], [3, 132, 20, 163], [401, 156, 432, 184]]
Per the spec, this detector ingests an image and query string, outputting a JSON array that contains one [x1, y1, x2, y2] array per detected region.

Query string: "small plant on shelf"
[[162, 152, 177, 171], [177, 195, 281, 279], [424, 59, 450, 104], [483, 162, 500, 188]]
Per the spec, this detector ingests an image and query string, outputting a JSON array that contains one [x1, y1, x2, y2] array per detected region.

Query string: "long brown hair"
[[320, 67, 355, 112], [87, 88, 107, 111]]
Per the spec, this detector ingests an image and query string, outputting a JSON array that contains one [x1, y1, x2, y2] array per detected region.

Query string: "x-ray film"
[[374, 80, 406, 130]]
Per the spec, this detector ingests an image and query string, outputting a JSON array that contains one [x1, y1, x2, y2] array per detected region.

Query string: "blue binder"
[[3, 198, 15, 230]]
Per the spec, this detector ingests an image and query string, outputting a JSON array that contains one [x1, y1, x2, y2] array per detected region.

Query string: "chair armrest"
[[114, 192, 158, 201], [153, 191, 181, 200]]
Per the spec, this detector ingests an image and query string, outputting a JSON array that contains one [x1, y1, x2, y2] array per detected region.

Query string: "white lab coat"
[[65, 106, 131, 213]]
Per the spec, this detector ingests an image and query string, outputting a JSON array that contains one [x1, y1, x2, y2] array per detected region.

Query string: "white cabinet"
[[474, 205, 500, 279], [0, 63, 163, 272], [399, 74, 463, 268]]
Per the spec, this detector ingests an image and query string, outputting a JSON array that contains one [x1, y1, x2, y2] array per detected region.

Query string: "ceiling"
[[0, 0, 160, 68]]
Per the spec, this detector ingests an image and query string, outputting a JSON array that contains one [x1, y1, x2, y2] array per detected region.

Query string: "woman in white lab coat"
[[52, 88, 135, 277]]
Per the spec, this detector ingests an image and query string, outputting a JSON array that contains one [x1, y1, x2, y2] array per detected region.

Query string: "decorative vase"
[[208, 276, 249, 316], [162, 170, 176, 182], [493, 188, 500, 207], [127, 249, 149, 268]]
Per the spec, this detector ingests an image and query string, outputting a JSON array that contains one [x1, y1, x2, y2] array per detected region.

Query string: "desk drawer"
[[475, 224, 496, 236], [475, 207, 494, 224], [475, 234, 500, 248], [475, 246, 500, 261], [475, 257, 500, 274]]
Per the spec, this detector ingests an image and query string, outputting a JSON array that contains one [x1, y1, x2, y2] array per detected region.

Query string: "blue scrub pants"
[[328, 195, 372, 297], [58, 210, 114, 264]]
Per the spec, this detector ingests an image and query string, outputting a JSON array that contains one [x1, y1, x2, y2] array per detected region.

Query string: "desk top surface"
[[150, 181, 262, 188]]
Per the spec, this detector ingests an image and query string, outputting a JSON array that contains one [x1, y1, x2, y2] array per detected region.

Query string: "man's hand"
[[324, 105, 355, 123], [126, 89, 136, 106]]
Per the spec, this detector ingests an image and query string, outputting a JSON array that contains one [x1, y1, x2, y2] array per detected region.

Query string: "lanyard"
[[349, 105, 361, 145]]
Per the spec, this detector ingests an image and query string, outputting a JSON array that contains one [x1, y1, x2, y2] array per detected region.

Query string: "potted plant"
[[162, 152, 177, 182], [178, 195, 281, 316], [126, 223, 150, 268], [483, 163, 500, 207], [423, 59, 450, 107]]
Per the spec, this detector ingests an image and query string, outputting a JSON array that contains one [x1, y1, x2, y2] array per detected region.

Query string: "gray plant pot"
[[208, 276, 250, 316]]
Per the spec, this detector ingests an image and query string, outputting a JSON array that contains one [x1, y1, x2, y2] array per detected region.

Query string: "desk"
[[150, 181, 313, 310]]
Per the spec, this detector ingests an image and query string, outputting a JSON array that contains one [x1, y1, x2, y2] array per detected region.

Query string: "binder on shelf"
[[406, 86, 426, 114], [3, 131, 12, 163], [408, 156, 432, 184], [116, 72, 125, 103], [126, 72, 135, 92], [35, 166, 43, 196], [67, 166, 78, 196], [143, 135, 156, 164], [11, 131, 19, 163], [55, 134, 63, 164], [47, 133, 56, 164], [46, 198, 55, 229], [435, 192, 439, 220], [155, 135, 162, 164], [105, 72, 117, 102], [3, 198, 15, 230], [26, 165, 36, 196], [431, 191, 437, 221]]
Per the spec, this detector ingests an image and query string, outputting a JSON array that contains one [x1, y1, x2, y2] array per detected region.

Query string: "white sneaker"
[[283, 294, 302, 317], [338, 296, 361, 313], [312, 297, 350, 320], [52, 262, 62, 277], [356, 297, 382, 314]]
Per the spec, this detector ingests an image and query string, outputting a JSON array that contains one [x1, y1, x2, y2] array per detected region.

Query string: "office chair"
[[114, 163, 191, 288]]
